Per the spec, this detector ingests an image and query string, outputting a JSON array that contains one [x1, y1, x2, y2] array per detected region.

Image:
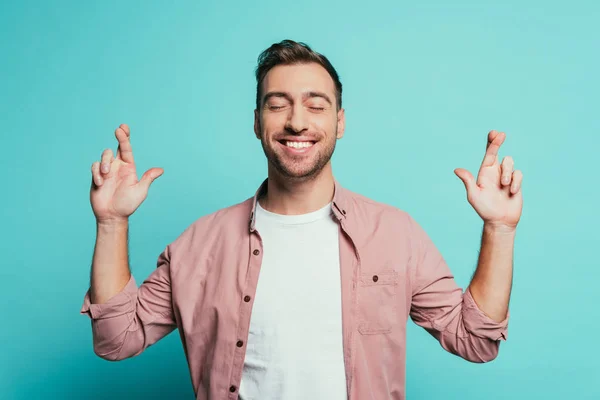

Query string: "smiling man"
[[82, 40, 523, 400]]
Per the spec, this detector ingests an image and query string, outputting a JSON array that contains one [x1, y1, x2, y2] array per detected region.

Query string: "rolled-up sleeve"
[[80, 246, 177, 361], [406, 214, 509, 363]]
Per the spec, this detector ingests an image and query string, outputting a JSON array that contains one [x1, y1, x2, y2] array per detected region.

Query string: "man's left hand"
[[454, 130, 523, 231]]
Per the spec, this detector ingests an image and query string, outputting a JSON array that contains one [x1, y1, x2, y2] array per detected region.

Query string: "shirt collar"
[[249, 177, 348, 232]]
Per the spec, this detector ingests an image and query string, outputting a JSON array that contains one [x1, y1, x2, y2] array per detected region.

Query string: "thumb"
[[454, 168, 476, 194], [136, 167, 164, 193]]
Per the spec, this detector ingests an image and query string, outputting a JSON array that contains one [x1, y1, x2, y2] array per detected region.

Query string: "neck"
[[260, 163, 335, 215]]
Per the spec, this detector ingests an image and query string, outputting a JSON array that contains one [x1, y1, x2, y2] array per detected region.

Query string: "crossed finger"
[[481, 130, 505, 167], [115, 123, 134, 164]]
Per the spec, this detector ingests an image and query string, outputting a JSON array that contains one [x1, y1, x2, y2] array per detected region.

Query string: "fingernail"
[[101, 164, 108, 173]]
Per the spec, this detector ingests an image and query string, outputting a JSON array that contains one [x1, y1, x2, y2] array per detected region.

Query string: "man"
[[82, 39, 523, 400]]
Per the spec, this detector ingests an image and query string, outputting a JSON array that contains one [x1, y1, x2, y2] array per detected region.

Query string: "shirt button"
[[372, 275, 378, 282], [236, 340, 244, 347], [229, 385, 237, 392], [244, 295, 251, 302], [253, 249, 260, 256]]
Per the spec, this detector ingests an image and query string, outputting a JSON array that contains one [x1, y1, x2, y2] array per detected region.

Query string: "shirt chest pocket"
[[357, 271, 399, 335]]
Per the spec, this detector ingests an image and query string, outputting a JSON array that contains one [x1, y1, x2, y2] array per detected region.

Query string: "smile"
[[277, 139, 317, 154], [283, 140, 315, 149]]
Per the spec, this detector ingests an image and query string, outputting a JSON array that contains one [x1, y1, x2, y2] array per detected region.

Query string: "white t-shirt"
[[238, 200, 348, 400]]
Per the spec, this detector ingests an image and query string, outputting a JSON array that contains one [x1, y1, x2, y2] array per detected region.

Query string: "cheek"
[[320, 115, 338, 135], [262, 114, 287, 135], [309, 113, 333, 128]]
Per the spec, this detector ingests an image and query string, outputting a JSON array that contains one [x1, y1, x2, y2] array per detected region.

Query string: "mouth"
[[277, 139, 317, 154]]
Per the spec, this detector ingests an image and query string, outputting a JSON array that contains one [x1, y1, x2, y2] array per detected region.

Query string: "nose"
[[285, 104, 309, 134]]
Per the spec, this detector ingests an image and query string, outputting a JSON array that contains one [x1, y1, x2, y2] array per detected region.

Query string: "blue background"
[[1, 1, 598, 399]]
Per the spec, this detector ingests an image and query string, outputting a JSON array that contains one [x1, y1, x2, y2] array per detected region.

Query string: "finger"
[[91, 161, 103, 186], [115, 124, 131, 160], [486, 130, 501, 149], [501, 156, 514, 186], [135, 167, 164, 194], [454, 168, 477, 195], [115, 125, 134, 164], [481, 130, 506, 167], [510, 170, 523, 194], [100, 149, 114, 174]]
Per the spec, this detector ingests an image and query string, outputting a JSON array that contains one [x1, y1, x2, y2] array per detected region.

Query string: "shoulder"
[[167, 196, 253, 250], [341, 186, 413, 224], [337, 185, 422, 250]]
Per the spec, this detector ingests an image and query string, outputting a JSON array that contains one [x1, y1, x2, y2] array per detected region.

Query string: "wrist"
[[483, 222, 516, 236], [96, 218, 129, 231]]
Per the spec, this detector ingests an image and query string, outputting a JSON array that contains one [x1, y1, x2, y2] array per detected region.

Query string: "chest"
[[250, 220, 342, 332]]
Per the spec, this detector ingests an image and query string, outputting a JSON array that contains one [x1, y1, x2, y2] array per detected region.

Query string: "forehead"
[[262, 63, 336, 97]]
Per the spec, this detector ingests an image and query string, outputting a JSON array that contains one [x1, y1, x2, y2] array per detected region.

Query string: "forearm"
[[467, 223, 515, 322], [90, 220, 131, 304]]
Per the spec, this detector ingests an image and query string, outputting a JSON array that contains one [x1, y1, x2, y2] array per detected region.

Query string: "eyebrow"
[[262, 91, 333, 106], [305, 91, 332, 105]]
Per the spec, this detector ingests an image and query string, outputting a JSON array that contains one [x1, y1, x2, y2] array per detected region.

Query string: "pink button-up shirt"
[[81, 178, 509, 399]]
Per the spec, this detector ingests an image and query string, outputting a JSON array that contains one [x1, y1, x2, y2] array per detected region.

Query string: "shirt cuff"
[[80, 275, 138, 320], [463, 287, 509, 341]]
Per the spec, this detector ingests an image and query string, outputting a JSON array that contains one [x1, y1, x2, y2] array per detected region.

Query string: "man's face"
[[254, 63, 345, 181]]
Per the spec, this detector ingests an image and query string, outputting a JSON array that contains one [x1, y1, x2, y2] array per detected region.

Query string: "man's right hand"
[[90, 123, 163, 224]]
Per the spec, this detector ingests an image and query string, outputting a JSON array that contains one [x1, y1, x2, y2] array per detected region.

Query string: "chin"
[[262, 142, 334, 181], [278, 165, 319, 179], [275, 159, 330, 181]]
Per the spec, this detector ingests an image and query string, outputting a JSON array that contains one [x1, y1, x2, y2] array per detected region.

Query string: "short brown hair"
[[255, 39, 343, 110]]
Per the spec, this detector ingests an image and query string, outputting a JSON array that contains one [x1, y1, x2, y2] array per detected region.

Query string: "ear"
[[336, 108, 346, 139], [254, 109, 261, 140]]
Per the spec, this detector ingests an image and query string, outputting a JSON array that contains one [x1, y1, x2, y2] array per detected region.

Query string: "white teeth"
[[285, 141, 313, 149]]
